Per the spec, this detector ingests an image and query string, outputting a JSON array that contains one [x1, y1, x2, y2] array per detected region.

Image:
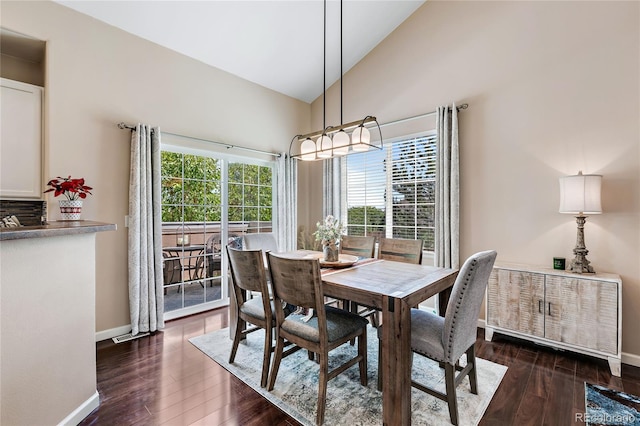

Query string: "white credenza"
[[0, 78, 43, 199], [485, 262, 622, 376]]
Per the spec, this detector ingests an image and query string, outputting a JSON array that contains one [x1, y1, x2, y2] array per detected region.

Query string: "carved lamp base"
[[569, 215, 596, 274]]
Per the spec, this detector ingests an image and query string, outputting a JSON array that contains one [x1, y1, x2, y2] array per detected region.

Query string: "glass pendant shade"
[[351, 125, 371, 152], [332, 130, 350, 156], [316, 134, 333, 158], [300, 138, 316, 161]]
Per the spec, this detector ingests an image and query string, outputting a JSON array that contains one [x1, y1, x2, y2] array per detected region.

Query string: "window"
[[342, 133, 436, 252], [160, 148, 274, 318]]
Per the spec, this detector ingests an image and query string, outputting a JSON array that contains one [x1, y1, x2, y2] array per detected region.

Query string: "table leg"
[[438, 286, 452, 317], [381, 296, 412, 425]]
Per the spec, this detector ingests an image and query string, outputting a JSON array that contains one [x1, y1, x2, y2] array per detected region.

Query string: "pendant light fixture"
[[289, 0, 382, 161]]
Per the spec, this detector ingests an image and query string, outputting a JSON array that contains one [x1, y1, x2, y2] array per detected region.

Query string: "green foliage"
[[160, 152, 272, 225], [347, 206, 386, 238]]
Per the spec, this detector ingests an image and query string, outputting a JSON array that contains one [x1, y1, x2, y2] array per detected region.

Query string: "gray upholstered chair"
[[226, 247, 277, 388], [339, 235, 376, 258], [408, 250, 497, 425], [266, 252, 368, 425], [378, 237, 423, 264], [243, 232, 279, 253]]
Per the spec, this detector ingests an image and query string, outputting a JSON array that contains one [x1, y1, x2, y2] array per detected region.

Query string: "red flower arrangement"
[[44, 176, 93, 201]]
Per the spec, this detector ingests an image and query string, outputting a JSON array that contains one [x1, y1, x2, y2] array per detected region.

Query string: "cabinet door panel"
[[0, 79, 42, 199], [487, 269, 544, 337], [545, 276, 617, 354]]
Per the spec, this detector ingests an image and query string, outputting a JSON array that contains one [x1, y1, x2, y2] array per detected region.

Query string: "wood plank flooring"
[[80, 308, 640, 425]]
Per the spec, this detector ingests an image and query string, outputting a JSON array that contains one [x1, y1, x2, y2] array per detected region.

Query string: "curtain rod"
[[378, 103, 468, 129], [117, 122, 281, 158]]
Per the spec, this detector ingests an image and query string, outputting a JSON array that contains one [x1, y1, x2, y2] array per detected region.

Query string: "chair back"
[[243, 233, 279, 253], [266, 253, 325, 323], [378, 237, 423, 264], [162, 252, 182, 284], [340, 235, 376, 258], [443, 250, 497, 362], [227, 246, 271, 309]]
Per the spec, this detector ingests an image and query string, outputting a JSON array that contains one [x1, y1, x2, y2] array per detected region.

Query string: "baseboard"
[[622, 351, 640, 368], [477, 319, 640, 369], [57, 390, 99, 426], [95, 324, 131, 342]]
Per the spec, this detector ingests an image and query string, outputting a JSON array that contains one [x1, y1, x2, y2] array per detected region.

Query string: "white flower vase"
[[59, 199, 83, 220]]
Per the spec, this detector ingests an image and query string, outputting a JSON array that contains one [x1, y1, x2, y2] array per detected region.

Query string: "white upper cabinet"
[[1, 78, 43, 199]]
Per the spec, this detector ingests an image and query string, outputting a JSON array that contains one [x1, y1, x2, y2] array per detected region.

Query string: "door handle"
[[547, 302, 552, 316], [538, 300, 543, 314]]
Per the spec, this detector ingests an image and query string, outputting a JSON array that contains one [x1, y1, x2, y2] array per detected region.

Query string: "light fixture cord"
[[322, 0, 326, 131], [340, 0, 343, 125]]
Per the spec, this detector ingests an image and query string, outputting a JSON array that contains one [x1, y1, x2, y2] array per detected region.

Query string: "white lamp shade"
[[351, 126, 370, 152], [332, 130, 350, 156], [559, 173, 602, 214], [316, 134, 332, 158], [300, 138, 316, 161]]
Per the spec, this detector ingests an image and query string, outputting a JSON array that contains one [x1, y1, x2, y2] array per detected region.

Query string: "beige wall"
[[302, 1, 640, 358], [1, 1, 309, 333], [1, 234, 98, 424]]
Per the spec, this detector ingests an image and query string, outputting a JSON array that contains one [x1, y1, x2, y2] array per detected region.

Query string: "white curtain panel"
[[276, 153, 298, 251], [128, 124, 164, 335], [322, 157, 342, 220], [435, 105, 460, 269]]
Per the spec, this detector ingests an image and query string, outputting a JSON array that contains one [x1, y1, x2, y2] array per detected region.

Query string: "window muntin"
[[343, 133, 436, 251]]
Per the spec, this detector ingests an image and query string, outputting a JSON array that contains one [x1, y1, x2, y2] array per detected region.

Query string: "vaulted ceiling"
[[54, 1, 425, 103]]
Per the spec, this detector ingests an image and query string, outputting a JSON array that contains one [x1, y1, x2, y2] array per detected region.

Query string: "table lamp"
[[559, 171, 602, 273]]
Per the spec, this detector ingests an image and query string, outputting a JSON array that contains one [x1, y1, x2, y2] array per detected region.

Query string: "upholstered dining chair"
[[339, 235, 376, 258], [243, 232, 279, 253], [226, 246, 279, 388], [378, 237, 423, 264], [266, 252, 369, 425], [398, 250, 497, 425]]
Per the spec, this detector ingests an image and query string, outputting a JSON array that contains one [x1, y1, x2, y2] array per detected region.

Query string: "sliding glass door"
[[160, 147, 274, 320]]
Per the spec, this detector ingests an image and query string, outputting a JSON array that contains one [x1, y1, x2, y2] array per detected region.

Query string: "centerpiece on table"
[[314, 215, 345, 262], [44, 176, 93, 220]]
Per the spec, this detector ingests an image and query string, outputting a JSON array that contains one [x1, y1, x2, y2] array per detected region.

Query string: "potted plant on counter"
[[44, 176, 92, 220]]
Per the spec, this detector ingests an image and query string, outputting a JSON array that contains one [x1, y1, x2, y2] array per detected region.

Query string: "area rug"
[[190, 327, 507, 426], [585, 383, 640, 426]]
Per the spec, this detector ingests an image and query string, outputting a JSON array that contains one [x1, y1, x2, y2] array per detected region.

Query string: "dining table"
[[275, 250, 459, 425]]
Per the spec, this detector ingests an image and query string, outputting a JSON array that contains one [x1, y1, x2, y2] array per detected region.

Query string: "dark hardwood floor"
[[81, 308, 640, 425]]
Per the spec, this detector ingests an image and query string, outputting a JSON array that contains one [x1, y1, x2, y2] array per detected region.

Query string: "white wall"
[[1, 0, 309, 334], [302, 1, 640, 358]]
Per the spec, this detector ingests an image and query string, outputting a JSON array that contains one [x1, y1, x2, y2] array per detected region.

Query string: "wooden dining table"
[[278, 251, 459, 425]]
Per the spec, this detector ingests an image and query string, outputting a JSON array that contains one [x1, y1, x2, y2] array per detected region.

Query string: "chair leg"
[[267, 336, 285, 391], [260, 326, 272, 388], [444, 363, 459, 426], [228, 318, 244, 364], [358, 330, 368, 386], [377, 337, 383, 391], [467, 345, 478, 394], [317, 353, 329, 425]]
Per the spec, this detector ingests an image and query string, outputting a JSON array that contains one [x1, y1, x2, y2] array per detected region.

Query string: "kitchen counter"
[[0, 220, 116, 240], [1, 219, 116, 424]]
